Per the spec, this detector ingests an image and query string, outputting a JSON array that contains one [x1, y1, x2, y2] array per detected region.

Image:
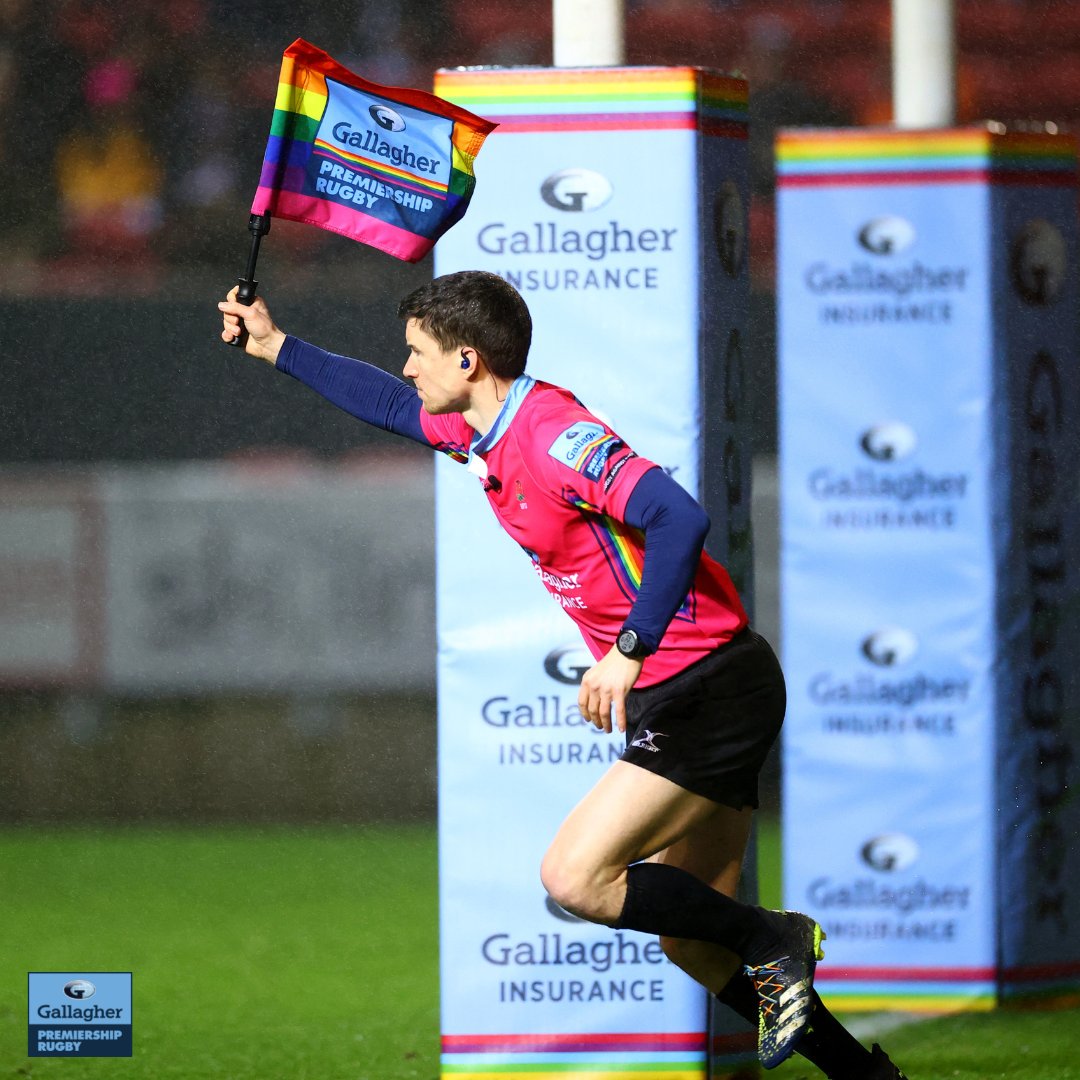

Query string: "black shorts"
[[621, 628, 786, 810]]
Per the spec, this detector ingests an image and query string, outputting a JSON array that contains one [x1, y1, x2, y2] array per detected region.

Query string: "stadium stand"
[[0, 0, 1077, 296]]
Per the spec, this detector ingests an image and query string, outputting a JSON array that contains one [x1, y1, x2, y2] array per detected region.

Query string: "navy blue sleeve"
[[276, 335, 428, 445], [621, 466, 711, 653]]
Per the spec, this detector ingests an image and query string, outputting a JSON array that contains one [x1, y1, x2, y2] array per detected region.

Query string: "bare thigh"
[[540, 761, 722, 922], [650, 800, 752, 892], [540, 761, 753, 928], [541, 762, 758, 993]]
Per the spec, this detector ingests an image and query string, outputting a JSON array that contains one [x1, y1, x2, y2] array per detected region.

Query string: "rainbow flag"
[[251, 38, 496, 262]]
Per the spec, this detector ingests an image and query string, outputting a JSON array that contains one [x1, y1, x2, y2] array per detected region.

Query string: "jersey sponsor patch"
[[582, 439, 618, 481], [548, 423, 621, 478]]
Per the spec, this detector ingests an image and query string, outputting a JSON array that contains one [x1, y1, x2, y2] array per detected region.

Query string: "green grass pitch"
[[3, 824, 1077, 1078], [5, 826, 439, 1079]]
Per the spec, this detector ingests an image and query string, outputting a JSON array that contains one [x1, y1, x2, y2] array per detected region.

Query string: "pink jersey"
[[420, 378, 747, 687]]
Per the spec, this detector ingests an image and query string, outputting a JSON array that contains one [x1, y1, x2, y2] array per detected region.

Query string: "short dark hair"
[[397, 271, 532, 379]]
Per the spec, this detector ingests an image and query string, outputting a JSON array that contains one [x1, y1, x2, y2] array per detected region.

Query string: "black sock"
[[799, 993, 873, 1080], [716, 975, 872, 1080], [714, 969, 758, 1030], [613, 861, 787, 963]]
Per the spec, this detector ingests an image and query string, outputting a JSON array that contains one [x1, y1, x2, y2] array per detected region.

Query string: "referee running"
[[219, 270, 909, 1079]]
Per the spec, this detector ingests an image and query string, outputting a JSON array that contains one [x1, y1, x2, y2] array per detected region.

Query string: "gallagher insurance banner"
[[777, 127, 1080, 1010], [432, 68, 753, 1080]]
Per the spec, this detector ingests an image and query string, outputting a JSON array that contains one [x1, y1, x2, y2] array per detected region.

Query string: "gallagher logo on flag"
[[369, 104, 406, 132], [251, 39, 496, 263]]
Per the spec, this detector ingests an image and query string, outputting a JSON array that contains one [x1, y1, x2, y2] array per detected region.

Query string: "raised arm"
[[218, 288, 427, 444]]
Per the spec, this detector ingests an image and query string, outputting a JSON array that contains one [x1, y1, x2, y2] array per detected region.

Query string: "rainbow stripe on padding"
[[777, 127, 1077, 188], [815, 960, 1080, 1012], [440, 1030, 757, 1078], [435, 67, 747, 137]]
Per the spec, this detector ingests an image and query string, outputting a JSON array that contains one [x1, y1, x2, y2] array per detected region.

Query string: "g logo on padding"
[[540, 169, 613, 212], [857, 216, 916, 255]]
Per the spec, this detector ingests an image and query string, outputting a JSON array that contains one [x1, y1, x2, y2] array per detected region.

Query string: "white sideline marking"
[[845, 1012, 924, 1040]]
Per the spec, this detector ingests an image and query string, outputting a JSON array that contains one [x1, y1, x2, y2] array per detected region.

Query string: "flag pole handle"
[[227, 213, 272, 349]]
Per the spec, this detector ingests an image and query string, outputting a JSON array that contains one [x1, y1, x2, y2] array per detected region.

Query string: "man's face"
[[402, 318, 469, 415]]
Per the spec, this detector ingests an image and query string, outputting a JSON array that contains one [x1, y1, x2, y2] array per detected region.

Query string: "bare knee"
[[539, 851, 598, 921], [540, 850, 620, 924]]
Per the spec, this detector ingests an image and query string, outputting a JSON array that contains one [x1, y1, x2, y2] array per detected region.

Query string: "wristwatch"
[[616, 628, 651, 660]]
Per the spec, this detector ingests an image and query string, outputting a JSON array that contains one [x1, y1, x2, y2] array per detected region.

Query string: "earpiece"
[[460, 350, 470, 369]]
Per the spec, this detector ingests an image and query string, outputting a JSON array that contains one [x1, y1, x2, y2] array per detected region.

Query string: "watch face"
[[618, 630, 639, 656]]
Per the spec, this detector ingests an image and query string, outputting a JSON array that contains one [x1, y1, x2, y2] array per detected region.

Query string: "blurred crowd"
[[0, 0, 1075, 295], [0, 0, 458, 293]]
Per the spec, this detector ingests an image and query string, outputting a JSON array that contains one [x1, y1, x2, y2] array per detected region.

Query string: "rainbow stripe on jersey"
[[565, 492, 695, 621]]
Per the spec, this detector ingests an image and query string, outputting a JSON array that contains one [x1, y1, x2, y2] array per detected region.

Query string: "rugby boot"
[[743, 910, 825, 1069]]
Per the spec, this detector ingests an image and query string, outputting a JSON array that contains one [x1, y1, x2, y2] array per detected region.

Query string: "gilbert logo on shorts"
[[630, 729, 667, 753]]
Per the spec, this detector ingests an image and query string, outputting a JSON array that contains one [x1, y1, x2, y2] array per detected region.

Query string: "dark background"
[[2, 0, 1077, 822], [4, 0, 1077, 468]]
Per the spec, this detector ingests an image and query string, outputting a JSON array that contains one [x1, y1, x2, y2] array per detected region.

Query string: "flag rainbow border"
[[252, 38, 497, 262]]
